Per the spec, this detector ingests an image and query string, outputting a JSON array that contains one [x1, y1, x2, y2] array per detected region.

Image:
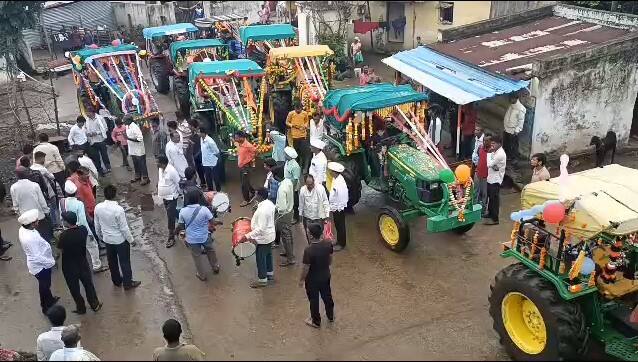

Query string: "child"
[[111, 118, 131, 170]]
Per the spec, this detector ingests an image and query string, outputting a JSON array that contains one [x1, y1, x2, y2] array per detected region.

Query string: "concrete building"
[[384, 4, 638, 159], [111, 1, 176, 28], [297, 1, 555, 51]]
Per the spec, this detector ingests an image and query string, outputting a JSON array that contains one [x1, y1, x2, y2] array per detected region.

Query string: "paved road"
[[0, 70, 532, 360]]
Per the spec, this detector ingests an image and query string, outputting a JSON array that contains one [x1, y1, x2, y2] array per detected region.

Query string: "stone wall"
[[111, 1, 176, 28], [530, 35, 638, 156]]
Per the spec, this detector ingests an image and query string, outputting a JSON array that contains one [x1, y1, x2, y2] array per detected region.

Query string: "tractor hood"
[[387, 144, 444, 183]]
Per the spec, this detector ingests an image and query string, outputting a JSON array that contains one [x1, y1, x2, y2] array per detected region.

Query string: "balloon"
[[439, 169, 455, 184], [558, 154, 571, 201], [89, 44, 98, 49], [581, 257, 595, 275], [72, 55, 81, 65], [510, 211, 522, 222], [454, 164, 471, 183], [520, 210, 536, 221], [75, 64, 83, 71], [530, 205, 545, 214], [139, 49, 148, 57], [111, 39, 121, 47], [543, 203, 565, 224], [132, 97, 140, 106]]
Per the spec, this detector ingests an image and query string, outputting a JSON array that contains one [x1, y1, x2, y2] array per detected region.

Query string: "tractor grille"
[[416, 179, 443, 204]]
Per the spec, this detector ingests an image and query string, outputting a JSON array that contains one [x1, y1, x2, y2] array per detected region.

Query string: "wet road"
[[0, 73, 523, 360]]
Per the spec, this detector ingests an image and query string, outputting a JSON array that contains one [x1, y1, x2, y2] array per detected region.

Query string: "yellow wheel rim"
[[379, 214, 400, 246], [502, 292, 547, 355]]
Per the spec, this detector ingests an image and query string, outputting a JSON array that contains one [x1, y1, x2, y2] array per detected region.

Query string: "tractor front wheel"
[[377, 207, 410, 252], [489, 263, 589, 361], [453, 223, 474, 234], [150, 59, 170, 94], [173, 78, 190, 118]]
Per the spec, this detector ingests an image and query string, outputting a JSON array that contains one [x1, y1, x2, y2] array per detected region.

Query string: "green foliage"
[[0, 1, 44, 73], [316, 32, 347, 63], [566, 1, 638, 14]]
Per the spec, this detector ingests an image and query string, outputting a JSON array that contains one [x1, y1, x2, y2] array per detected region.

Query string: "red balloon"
[[543, 203, 565, 224], [111, 39, 121, 47], [89, 44, 98, 49]]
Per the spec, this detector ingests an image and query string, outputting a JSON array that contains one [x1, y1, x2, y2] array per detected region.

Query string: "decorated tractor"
[[70, 44, 161, 122], [322, 84, 481, 252], [265, 45, 333, 134], [194, 14, 245, 42], [490, 163, 638, 361], [143, 23, 199, 94], [169, 39, 229, 116], [239, 23, 297, 67], [188, 59, 270, 157]]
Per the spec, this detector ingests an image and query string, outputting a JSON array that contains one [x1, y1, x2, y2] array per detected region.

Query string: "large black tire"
[[377, 206, 410, 252], [453, 222, 474, 234], [489, 263, 589, 361], [270, 91, 291, 132], [150, 58, 170, 94], [173, 77, 190, 118]]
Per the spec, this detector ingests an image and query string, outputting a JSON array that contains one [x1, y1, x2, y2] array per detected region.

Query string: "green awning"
[[323, 83, 428, 115], [169, 39, 227, 62], [239, 24, 296, 44], [74, 44, 138, 63]]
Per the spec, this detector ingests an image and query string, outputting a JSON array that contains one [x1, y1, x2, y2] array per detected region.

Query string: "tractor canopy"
[[143, 23, 198, 39], [74, 44, 138, 63], [521, 164, 638, 238], [323, 83, 428, 129], [170, 39, 227, 62], [188, 59, 264, 80], [267, 45, 333, 60], [239, 24, 296, 44]]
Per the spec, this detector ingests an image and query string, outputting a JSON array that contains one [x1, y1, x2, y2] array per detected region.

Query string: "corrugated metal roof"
[[41, 1, 114, 31], [382, 47, 529, 105]]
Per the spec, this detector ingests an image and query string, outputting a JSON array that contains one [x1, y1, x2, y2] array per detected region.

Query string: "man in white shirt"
[[49, 325, 100, 361], [199, 128, 221, 191], [12, 167, 51, 241], [309, 138, 327, 189], [471, 125, 484, 167], [274, 167, 295, 266], [125, 116, 150, 185], [157, 156, 181, 248], [166, 132, 189, 179], [33, 133, 66, 191], [328, 162, 349, 251], [78, 150, 99, 195], [84, 108, 111, 175], [428, 108, 442, 148], [485, 134, 507, 226], [241, 188, 276, 288], [94, 185, 141, 289], [299, 173, 329, 242], [309, 112, 325, 141], [36, 305, 72, 361], [17, 209, 58, 314], [503, 94, 526, 161], [67, 116, 88, 152]]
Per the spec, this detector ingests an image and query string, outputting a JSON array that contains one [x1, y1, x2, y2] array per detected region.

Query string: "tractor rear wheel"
[[150, 59, 170, 94], [489, 263, 589, 361], [173, 77, 190, 118], [377, 207, 410, 252], [453, 223, 475, 234]]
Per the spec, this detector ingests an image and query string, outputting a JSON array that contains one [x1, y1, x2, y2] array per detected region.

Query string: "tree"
[[299, 1, 354, 63], [0, 1, 44, 76]]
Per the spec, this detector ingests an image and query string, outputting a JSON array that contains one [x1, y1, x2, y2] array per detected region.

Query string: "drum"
[[205, 191, 230, 217], [231, 217, 256, 266]]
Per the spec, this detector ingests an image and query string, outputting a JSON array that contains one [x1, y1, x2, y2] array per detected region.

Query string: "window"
[[439, 2, 454, 25]]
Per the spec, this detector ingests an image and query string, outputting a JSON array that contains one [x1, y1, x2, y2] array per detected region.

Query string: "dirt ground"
[[1, 64, 637, 360]]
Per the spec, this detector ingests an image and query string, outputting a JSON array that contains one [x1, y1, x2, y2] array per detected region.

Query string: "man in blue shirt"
[[199, 128, 221, 192], [268, 129, 287, 165], [176, 190, 221, 281]]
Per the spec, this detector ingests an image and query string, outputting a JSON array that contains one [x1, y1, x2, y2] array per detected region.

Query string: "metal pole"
[[456, 105, 461, 157], [49, 71, 61, 136]]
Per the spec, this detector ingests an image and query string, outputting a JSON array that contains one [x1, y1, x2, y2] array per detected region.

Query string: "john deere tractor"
[[322, 84, 482, 252], [143, 23, 199, 94], [490, 164, 638, 361], [169, 38, 229, 117]]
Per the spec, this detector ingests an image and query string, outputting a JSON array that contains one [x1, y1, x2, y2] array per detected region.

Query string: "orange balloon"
[[455, 164, 471, 183]]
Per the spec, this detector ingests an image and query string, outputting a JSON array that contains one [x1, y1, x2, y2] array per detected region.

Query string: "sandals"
[[166, 238, 175, 248]]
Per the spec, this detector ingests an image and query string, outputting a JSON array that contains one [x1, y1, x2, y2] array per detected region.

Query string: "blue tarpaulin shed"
[[382, 47, 529, 105]]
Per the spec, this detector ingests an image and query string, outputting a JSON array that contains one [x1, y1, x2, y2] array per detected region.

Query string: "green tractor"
[[169, 39, 229, 117], [322, 84, 482, 252], [187, 59, 267, 151], [490, 164, 638, 360]]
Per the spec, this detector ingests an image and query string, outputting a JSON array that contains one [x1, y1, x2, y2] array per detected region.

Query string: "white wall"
[[531, 52, 638, 155], [111, 1, 176, 28], [204, 1, 262, 24]]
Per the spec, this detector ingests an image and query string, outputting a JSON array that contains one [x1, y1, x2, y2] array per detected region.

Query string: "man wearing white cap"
[[59, 180, 106, 273], [328, 162, 349, 251], [309, 138, 328, 189], [283, 146, 301, 223], [17, 209, 59, 314]]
